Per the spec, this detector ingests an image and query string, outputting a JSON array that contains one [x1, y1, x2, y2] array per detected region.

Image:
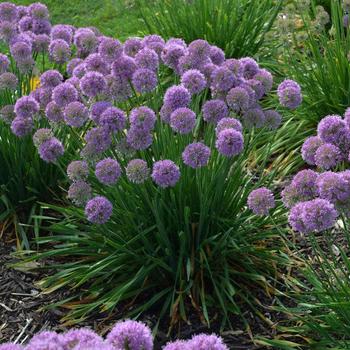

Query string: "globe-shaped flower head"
[[152, 160, 181, 188], [182, 142, 211, 169], [248, 187, 275, 216], [85, 196, 113, 224], [95, 158, 122, 185], [215, 129, 244, 157]]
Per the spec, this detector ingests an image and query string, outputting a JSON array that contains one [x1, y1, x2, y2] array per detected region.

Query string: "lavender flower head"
[[80, 71, 107, 97], [152, 160, 181, 188], [0, 104, 15, 124], [242, 108, 266, 129], [0, 21, 17, 43], [14, 96, 39, 118], [99, 107, 127, 133], [74, 28, 98, 57], [0, 2, 18, 22], [182, 142, 211, 168], [316, 171, 350, 204], [317, 115, 348, 144], [301, 136, 324, 165], [170, 107, 196, 134], [248, 187, 275, 216], [240, 57, 259, 80], [181, 69, 207, 94], [45, 101, 64, 123], [64, 101, 89, 128], [98, 37, 123, 62], [68, 180, 92, 207], [291, 169, 319, 200], [33, 128, 53, 148], [188, 39, 211, 63], [40, 70, 63, 89], [226, 87, 250, 113], [29, 3, 49, 20], [211, 66, 235, 92], [127, 128, 153, 150], [161, 44, 187, 71], [209, 45, 225, 65], [277, 79, 302, 109], [95, 158, 122, 185], [67, 58, 83, 76], [315, 143, 342, 169], [264, 110, 282, 130], [130, 106, 156, 132], [288, 202, 308, 233], [0, 344, 23, 350], [163, 340, 190, 350], [67, 160, 89, 182], [62, 328, 103, 349], [126, 159, 150, 184], [0, 72, 18, 90], [202, 99, 228, 124], [84, 127, 111, 155], [51, 24, 73, 44], [33, 34, 50, 52], [163, 85, 191, 111], [124, 37, 144, 57], [132, 68, 157, 93], [215, 117, 242, 135], [254, 69, 273, 94], [106, 320, 153, 350], [215, 129, 244, 157], [52, 82, 78, 108], [11, 116, 33, 137], [49, 39, 71, 64], [90, 101, 112, 124], [38, 137, 64, 163], [188, 334, 228, 350], [135, 48, 159, 71], [111, 55, 137, 80], [0, 54, 10, 73], [10, 41, 32, 62], [85, 196, 113, 224]]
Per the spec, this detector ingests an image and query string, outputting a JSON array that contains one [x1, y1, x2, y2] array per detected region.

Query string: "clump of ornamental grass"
[[253, 108, 350, 349], [0, 319, 229, 349], [137, 0, 282, 58]]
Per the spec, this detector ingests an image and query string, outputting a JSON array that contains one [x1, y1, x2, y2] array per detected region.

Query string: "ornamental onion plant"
[[137, 0, 282, 59], [0, 5, 303, 325]]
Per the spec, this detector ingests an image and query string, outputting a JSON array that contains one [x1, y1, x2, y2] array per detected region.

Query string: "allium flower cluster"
[[277, 79, 302, 109], [248, 187, 275, 216]]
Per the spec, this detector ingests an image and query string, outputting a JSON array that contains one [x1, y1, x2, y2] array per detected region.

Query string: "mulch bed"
[[0, 238, 296, 349]]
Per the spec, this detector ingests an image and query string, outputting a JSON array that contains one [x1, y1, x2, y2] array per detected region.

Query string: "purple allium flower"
[[182, 142, 211, 168], [52, 82, 78, 108], [18, 16, 33, 32], [177, 54, 199, 76], [49, 39, 71, 64], [111, 55, 137, 80], [80, 71, 107, 97], [84, 127, 112, 154], [106, 74, 132, 102], [124, 37, 144, 57], [240, 57, 259, 80], [188, 334, 228, 350], [248, 187, 275, 216], [98, 36, 123, 62], [95, 158, 122, 185], [132, 68, 157, 93], [254, 69, 273, 94], [11, 116, 33, 137], [90, 101, 112, 124], [99, 106, 127, 133], [163, 340, 189, 350], [281, 183, 300, 209], [0, 104, 15, 124], [0, 72, 18, 90], [188, 39, 211, 62], [127, 128, 153, 150], [291, 169, 319, 200], [316, 171, 350, 204], [130, 106, 156, 132], [85, 196, 113, 224], [222, 58, 242, 75], [170, 107, 196, 134], [14, 96, 39, 119], [32, 19, 51, 35], [159, 104, 173, 124], [73, 63, 87, 79], [264, 110, 282, 130], [209, 45, 225, 65], [0, 2, 18, 22], [45, 101, 64, 123], [161, 44, 187, 70], [226, 87, 250, 113], [166, 38, 187, 48], [51, 24, 73, 44], [84, 53, 109, 75], [215, 117, 243, 135], [246, 79, 265, 100], [29, 3, 49, 20], [181, 69, 206, 95], [277, 79, 302, 109], [38, 137, 64, 163], [29, 330, 64, 346], [126, 159, 150, 184], [68, 180, 92, 207], [74, 28, 98, 57], [107, 320, 153, 350], [288, 202, 308, 233], [32, 33, 50, 52], [67, 160, 89, 182], [317, 115, 348, 144], [0, 53, 10, 73], [242, 108, 266, 129], [211, 66, 235, 92], [0, 344, 23, 350], [64, 101, 89, 127], [67, 58, 83, 76], [40, 70, 63, 89], [62, 328, 103, 349], [0, 21, 17, 43], [142, 34, 165, 47], [151, 160, 180, 188], [10, 41, 32, 62], [66, 77, 80, 91], [301, 136, 323, 165], [216, 129, 244, 157], [315, 143, 342, 169], [135, 48, 159, 71], [202, 99, 229, 124], [33, 128, 53, 148], [163, 85, 191, 110]]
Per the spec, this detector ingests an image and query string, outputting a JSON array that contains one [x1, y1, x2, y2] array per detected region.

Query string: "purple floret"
[[99, 106, 126, 133], [0, 2, 18, 22], [98, 36, 123, 62], [14, 95, 39, 119], [188, 333, 228, 350], [314, 143, 342, 170], [202, 99, 229, 124], [182, 142, 211, 168], [67, 160, 89, 181], [163, 85, 191, 111], [316, 171, 350, 204], [62, 328, 103, 349], [226, 87, 250, 113], [211, 66, 235, 92], [80, 71, 107, 97], [170, 107, 196, 134], [90, 101, 112, 124], [64, 101, 89, 127], [264, 110, 282, 130], [127, 128, 153, 150], [52, 82, 78, 108], [126, 159, 150, 184], [124, 37, 144, 57], [85, 196, 113, 224], [291, 169, 319, 200], [111, 55, 137, 80], [0, 53, 10, 73], [38, 137, 64, 163], [129, 106, 156, 132], [49, 39, 71, 64], [248, 187, 275, 216], [68, 180, 92, 207], [135, 48, 159, 71], [277, 79, 302, 109], [181, 69, 207, 94], [215, 117, 242, 135], [45, 101, 64, 123], [152, 160, 181, 188], [95, 158, 122, 185], [215, 129, 244, 157], [40, 70, 63, 89], [301, 136, 324, 165], [317, 115, 348, 144], [242, 108, 266, 129], [132, 68, 157, 93]]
